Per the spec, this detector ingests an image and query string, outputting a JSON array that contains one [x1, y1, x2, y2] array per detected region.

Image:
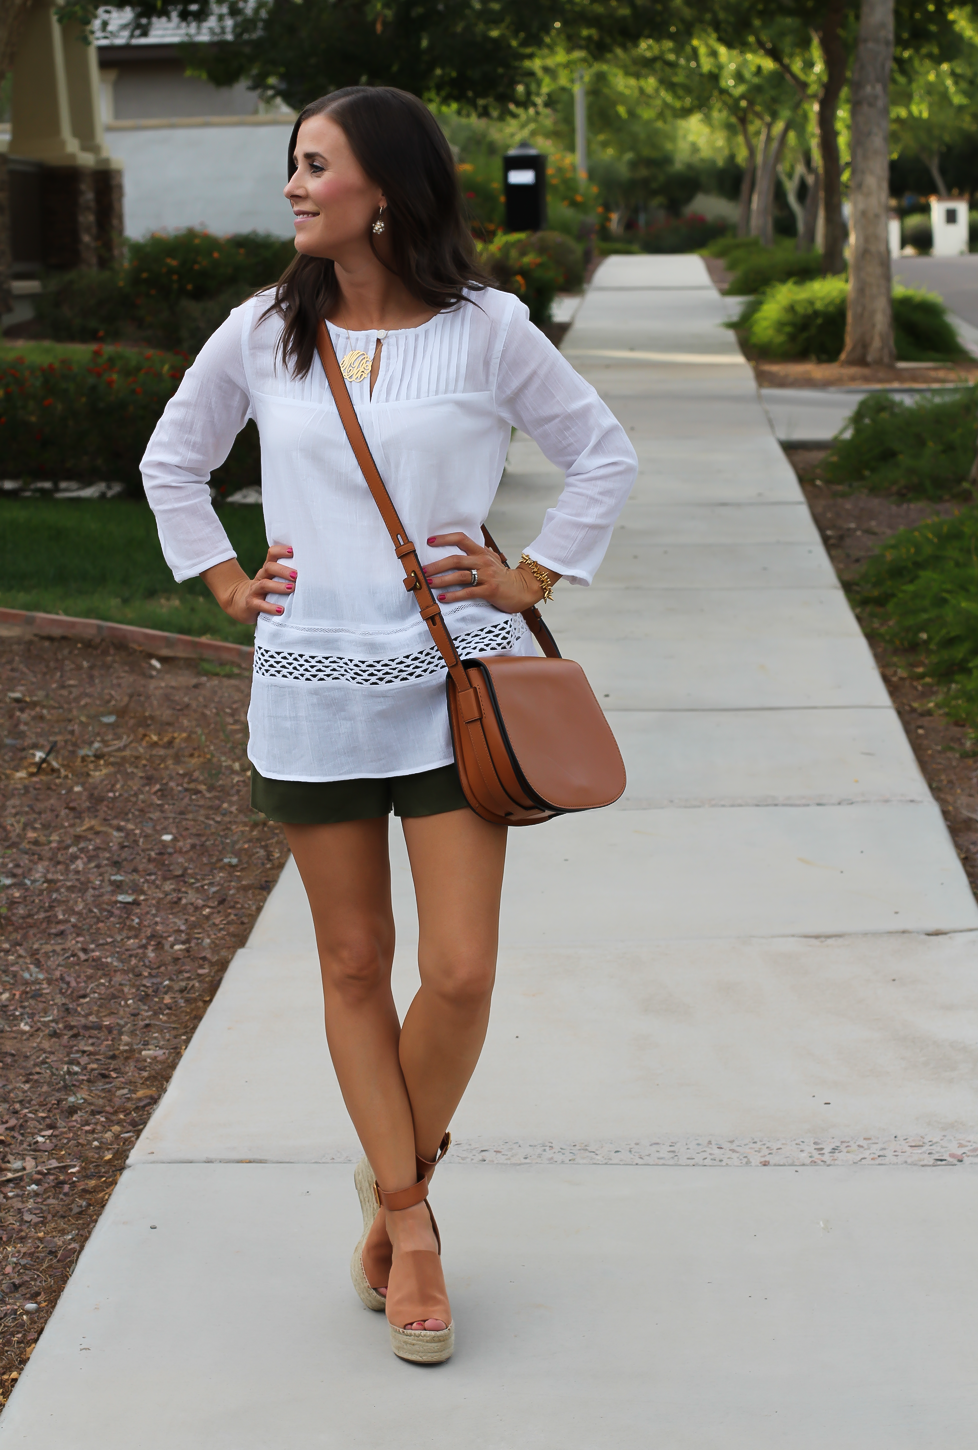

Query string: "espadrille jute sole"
[[350, 1156, 386, 1313], [389, 1321, 455, 1364]]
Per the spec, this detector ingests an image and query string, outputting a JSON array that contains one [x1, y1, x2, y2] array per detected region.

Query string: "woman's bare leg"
[[399, 807, 507, 1162], [284, 818, 417, 1194], [285, 807, 506, 1330]]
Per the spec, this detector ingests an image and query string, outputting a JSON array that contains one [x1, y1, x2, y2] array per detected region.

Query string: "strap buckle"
[[403, 571, 422, 592]]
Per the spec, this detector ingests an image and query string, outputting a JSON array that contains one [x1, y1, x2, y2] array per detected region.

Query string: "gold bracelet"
[[520, 553, 555, 603]]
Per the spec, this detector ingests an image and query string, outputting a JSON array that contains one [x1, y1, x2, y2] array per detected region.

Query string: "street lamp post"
[[574, 70, 587, 179]]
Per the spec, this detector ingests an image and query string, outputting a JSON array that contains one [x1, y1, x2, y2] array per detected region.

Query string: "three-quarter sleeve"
[[140, 303, 254, 583], [492, 300, 637, 586]]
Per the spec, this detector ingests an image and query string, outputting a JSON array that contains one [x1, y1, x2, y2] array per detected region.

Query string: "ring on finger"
[[470, 569, 479, 587]]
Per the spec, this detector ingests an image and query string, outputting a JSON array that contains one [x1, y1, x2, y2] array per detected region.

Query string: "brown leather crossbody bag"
[[316, 321, 626, 826]]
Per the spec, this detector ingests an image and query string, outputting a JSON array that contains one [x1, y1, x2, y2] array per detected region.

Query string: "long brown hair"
[[266, 86, 491, 377]]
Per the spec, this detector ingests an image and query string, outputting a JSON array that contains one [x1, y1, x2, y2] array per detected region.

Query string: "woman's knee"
[[320, 935, 392, 1005], [423, 951, 496, 1014]]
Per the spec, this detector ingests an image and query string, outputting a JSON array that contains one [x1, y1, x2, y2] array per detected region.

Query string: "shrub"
[[726, 245, 823, 295], [596, 239, 642, 256], [740, 277, 966, 362], [33, 228, 293, 351], [970, 210, 978, 248], [700, 234, 764, 260], [478, 234, 563, 323], [524, 230, 585, 291], [639, 214, 728, 253], [857, 508, 978, 728], [822, 387, 977, 499], [0, 343, 259, 497], [902, 214, 933, 254]]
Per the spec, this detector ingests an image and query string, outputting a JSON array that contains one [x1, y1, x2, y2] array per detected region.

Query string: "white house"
[[96, 9, 297, 240]]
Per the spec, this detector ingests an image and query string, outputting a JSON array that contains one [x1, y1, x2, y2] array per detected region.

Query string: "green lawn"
[[1, 497, 269, 644]]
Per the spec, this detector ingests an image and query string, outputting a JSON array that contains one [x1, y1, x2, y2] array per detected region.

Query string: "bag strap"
[[315, 321, 560, 673]]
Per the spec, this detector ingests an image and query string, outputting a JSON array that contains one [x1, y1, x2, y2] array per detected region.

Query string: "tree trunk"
[[736, 116, 757, 238], [779, 159, 811, 237], [813, 0, 848, 275], [840, 0, 895, 366], [920, 150, 949, 197], [755, 119, 792, 245], [749, 121, 772, 238], [798, 165, 820, 250]]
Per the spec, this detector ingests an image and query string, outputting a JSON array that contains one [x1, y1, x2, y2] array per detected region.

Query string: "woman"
[[142, 85, 636, 1365]]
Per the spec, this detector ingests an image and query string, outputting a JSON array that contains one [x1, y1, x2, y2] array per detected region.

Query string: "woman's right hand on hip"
[[200, 544, 297, 623]]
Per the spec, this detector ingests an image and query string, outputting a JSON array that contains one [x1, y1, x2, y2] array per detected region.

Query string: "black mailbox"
[[503, 143, 547, 233]]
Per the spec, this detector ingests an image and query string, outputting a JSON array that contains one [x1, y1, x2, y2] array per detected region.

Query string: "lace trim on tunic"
[[253, 614, 527, 686]]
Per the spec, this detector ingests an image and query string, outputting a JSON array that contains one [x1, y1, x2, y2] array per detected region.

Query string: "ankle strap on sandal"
[[378, 1177, 429, 1213], [416, 1131, 451, 1181]]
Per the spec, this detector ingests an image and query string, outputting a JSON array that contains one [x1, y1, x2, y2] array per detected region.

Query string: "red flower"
[[42, 398, 53, 407]]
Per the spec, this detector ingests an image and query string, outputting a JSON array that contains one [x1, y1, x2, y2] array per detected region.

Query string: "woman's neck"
[[327, 248, 438, 332]]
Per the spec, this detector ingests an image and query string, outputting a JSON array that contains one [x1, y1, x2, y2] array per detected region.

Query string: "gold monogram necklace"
[[339, 328, 387, 384]]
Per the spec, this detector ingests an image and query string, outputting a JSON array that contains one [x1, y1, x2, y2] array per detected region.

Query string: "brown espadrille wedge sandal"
[[380, 1177, 454, 1364], [350, 1134, 451, 1313]]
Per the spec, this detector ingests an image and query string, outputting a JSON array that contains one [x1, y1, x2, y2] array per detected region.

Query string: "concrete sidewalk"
[[4, 255, 978, 1448]]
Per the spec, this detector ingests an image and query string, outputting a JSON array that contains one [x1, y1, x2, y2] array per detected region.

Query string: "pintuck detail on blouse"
[[141, 284, 637, 784]]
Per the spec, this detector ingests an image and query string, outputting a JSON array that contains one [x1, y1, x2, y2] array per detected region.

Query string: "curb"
[[0, 608, 254, 668]]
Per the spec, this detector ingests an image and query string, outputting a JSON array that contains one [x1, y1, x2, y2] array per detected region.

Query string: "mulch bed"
[[754, 358, 978, 389], [0, 631, 289, 1406], [785, 452, 978, 896]]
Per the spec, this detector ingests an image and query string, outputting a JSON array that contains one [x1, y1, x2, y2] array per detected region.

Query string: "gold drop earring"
[[372, 205, 386, 235]]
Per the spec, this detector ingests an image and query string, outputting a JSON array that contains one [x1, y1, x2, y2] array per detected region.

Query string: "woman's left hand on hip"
[[424, 532, 554, 613]]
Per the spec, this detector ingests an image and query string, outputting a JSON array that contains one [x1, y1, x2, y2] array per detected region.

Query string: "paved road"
[[3, 256, 977, 1448], [893, 252, 978, 327]]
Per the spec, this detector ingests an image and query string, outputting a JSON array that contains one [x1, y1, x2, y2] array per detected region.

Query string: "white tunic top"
[[141, 285, 637, 782]]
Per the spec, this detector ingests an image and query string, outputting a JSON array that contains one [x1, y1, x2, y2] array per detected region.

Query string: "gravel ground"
[[0, 631, 289, 1406]]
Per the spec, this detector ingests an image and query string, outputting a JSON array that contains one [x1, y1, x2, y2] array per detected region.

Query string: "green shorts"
[[250, 762, 468, 825]]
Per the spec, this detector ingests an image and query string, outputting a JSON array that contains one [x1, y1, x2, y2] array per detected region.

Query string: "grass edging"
[[0, 607, 254, 667]]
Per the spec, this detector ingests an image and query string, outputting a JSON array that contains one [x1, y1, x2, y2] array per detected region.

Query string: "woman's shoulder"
[[461, 283, 526, 326]]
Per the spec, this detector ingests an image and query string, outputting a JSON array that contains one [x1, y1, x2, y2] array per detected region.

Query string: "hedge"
[[639, 214, 728, 253], [0, 343, 259, 496], [33, 228, 294, 352]]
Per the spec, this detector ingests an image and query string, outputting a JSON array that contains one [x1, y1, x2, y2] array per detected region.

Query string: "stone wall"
[[94, 166, 124, 268]]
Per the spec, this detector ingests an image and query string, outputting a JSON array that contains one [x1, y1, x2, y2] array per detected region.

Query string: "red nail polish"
[[289, 570, 297, 580], [427, 537, 436, 545], [286, 548, 294, 557], [286, 583, 294, 591], [276, 605, 284, 614], [437, 594, 446, 601]]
